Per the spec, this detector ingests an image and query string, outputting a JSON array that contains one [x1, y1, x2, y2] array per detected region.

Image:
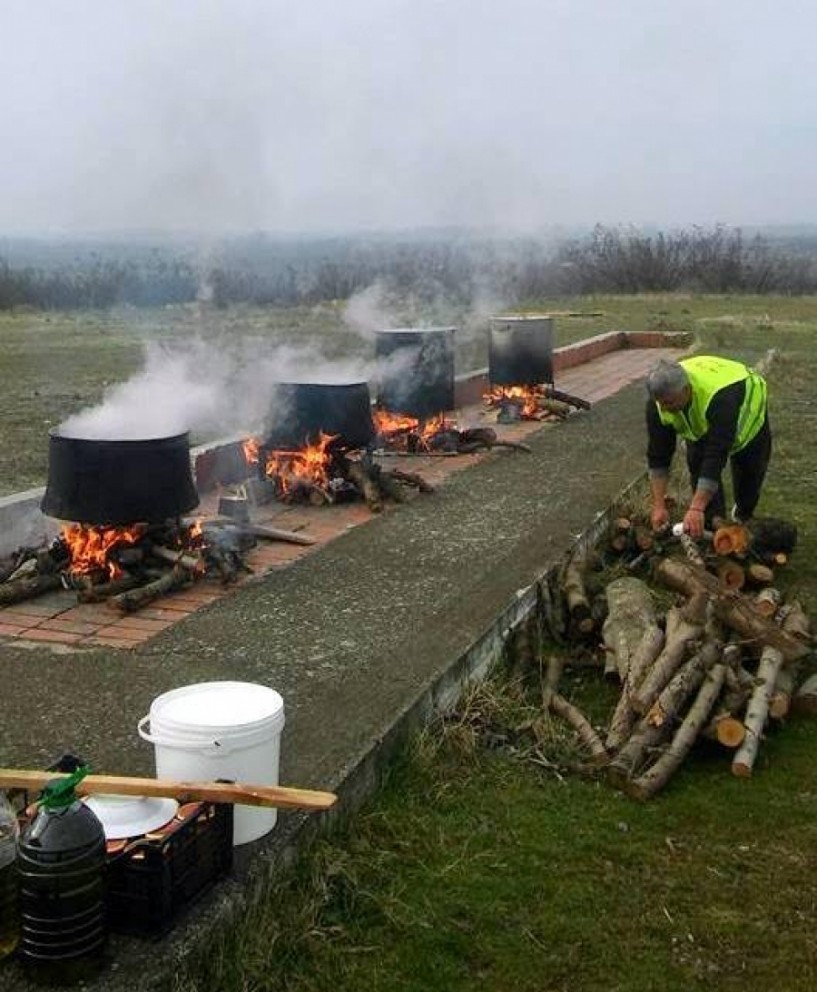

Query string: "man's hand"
[[651, 505, 670, 531], [683, 507, 706, 538]]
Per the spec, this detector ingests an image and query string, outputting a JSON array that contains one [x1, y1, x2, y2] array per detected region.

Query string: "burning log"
[[108, 566, 191, 613]]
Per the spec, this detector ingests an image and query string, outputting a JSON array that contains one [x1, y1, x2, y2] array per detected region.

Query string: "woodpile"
[[543, 513, 813, 800]]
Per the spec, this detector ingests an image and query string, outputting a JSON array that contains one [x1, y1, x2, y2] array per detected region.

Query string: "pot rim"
[[49, 428, 192, 444]]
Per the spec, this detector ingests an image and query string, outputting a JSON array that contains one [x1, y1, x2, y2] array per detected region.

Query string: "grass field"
[[147, 294, 817, 992]]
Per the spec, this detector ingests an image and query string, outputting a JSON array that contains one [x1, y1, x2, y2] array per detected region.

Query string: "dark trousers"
[[686, 418, 772, 524]]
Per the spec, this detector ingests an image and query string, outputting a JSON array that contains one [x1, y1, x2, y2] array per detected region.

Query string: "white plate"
[[83, 794, 179, 840]]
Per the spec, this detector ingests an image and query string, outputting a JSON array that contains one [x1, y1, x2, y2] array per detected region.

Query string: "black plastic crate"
[[106, 801, 233, 939]]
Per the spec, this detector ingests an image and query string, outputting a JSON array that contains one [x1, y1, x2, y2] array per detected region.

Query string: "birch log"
[[601, 576, 657, 680], [627, 662, 727, 800]]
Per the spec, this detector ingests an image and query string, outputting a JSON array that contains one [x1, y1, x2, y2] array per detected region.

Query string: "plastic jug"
[[17, 767, 107, 985]]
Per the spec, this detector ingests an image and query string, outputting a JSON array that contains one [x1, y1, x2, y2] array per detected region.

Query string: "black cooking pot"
[[489, 315, 554, 387], [41, 431, 200, 525], [264, 381, 375, 450], [375, 327, 456, 418]]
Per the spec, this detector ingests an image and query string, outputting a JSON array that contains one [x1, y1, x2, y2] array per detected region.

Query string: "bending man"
[[645, 355, 771, 537]]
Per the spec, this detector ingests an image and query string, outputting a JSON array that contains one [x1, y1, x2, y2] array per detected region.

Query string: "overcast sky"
[[1, 0, 814, 236]]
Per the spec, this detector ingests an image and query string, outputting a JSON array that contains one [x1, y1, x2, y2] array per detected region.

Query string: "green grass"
[[150, 294, 817, 992]]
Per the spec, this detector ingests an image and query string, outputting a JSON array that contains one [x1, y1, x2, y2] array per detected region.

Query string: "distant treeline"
[[1, 225, 816, 311]]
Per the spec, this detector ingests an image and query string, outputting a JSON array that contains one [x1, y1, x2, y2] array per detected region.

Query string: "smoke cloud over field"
[[60, 339, 378, 441], [1, 1, 815, 235]]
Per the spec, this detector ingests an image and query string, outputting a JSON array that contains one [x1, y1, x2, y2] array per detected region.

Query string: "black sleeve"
[[646, 399, 677, 471], [698, 379, 746, 483]]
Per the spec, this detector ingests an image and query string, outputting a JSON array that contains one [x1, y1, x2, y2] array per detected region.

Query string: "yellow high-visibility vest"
[[656, 356, 767, 452]]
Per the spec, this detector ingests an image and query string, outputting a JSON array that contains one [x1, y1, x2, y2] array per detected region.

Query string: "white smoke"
[[58, 338, 377, 441]]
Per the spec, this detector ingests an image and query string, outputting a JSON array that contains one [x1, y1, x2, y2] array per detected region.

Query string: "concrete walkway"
[[0, 338, 686, 991]]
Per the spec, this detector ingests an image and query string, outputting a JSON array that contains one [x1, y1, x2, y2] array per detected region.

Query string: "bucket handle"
[[137, 715, 229, 756]]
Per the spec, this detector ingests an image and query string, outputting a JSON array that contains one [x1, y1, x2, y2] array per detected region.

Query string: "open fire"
[[483, 383, 592, 422]]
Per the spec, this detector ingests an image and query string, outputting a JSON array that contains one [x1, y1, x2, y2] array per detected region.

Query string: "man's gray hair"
[[646, 359, 689, 400]]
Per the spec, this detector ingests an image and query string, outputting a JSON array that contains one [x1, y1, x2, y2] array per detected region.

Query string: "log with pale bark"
[[653, 558, 809, 662], [626, 662, 728, 800], [605, 624, 664, 753], [548, 693, 608, 766], [601, 576, 657, 680], [630, 590, 709, 715], [608, 639, 720, 785], [731, 642, 785, 778]]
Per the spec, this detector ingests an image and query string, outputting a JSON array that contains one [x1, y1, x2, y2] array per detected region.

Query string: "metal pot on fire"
[[488, 314, 554, 387], [263, 381, 375, 450], [41, 430, 200, 525], [374, 327, 456, 419]]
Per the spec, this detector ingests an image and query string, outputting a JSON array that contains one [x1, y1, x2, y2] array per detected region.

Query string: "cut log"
[[76, 573, 142, 603], [732, 641, 785, 778], [712, 524, 750, 556], [108, 566, 191, 613], [150, 544, 205, 573], [387, 468, 435, 494], [745, 563, 774, 587], [627, 662, 727, 800], [653, 558, 809, 662], [548, 693, 608, 766], [630, 590, 709, 715], [715, 559, 746, 591], [345, 460, 383, 513], [792, 674, 817, 716], [702, 710, 746, 748], [608, 639, 719, 784], [563, 552, 595, 637], [753, 587, 782, 619], [0, 571, 62, 606], [601, 576, 657, 680], [605, 624, 664, 753], [240, 523, 316, 546]]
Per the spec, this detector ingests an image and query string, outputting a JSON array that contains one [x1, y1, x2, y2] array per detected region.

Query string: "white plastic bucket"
[[137, 681, 285, 846]]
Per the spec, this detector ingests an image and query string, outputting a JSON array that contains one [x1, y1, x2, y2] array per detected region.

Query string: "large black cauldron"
[[489, 315, 554, 387], [375, 327, 456, 418], [41, 431, 199, 525], [264, 381, 375, 450]]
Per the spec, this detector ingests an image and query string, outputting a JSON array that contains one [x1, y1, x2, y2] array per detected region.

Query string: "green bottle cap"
[[40, 766, 90, 810]]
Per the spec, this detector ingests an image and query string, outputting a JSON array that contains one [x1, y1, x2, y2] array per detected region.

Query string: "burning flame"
[[244, 433, 339, 495], [372, 409, 455, 452], [61, 523, 146, 580], [484, 385, 545, 419], [242, 437, 260, 465]]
